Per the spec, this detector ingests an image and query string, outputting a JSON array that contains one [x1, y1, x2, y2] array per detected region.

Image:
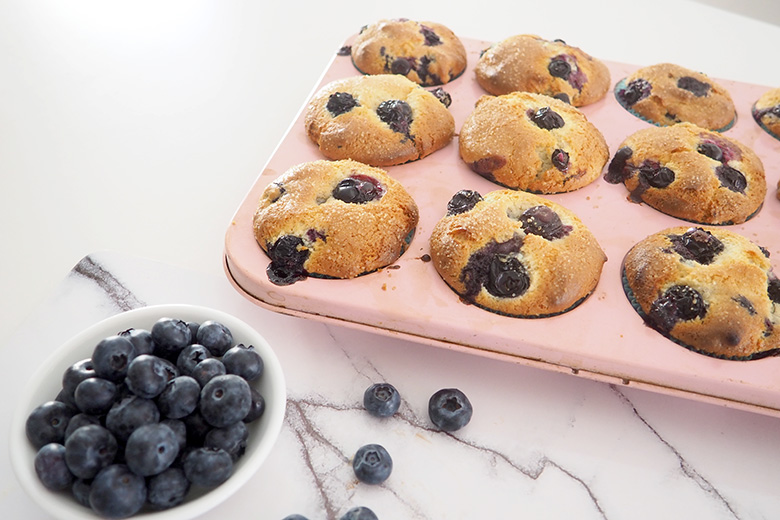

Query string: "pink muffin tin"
[[224, 35, 780, 417]]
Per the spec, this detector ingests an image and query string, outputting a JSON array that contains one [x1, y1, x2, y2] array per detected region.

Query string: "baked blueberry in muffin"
[[459, 92, 608, 193], [305, 74, 455, 167], [429, 189, 606, 317], [752, 86, 780, 141], [614, 63, 736, 131], [253, 160, 419, 285], [605, 123, 766, 224], [350, 19, 467, 86], [623, 226, 780, 360], [474, 34, 610, 106]]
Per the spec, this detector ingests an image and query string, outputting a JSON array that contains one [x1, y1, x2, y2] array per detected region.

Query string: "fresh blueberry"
[[25, 400, 77, 449], [191, 358, 227, 388], [89, 464, 147, 519], [551, 149, 569, 172], [91, 335, 138, 383], [697, 142, 723, 162], [147, 467, 191, 510], [363, 383, 401, 417], [332, 175, 384, 204], [126, 354, 178, 399], [187, 321, 200, 341], [157, 375, 201, 419], [118, 328, 155, 356], [204, 421, 248, 461], [176, 344, 212, 376], [605, 146, 634, 184], [243, 387, 266, 423], [340, 506, 379, 520], [199, 374, 252, 428], [196, 321, 234, 357], [64, 413, 102, 440], [105, 395, 160, 443], [518, 205, 572, 240], [428, 388, 473, 432], [222, 344, 264, 381], [548, 57, 571, 79], [529, 106, 564, 130], [486, 255, 530, 298], [638, 161, 675, 188], [618, 78, 651, 107], [446, 190, 482, 216], [266, 235, 310, 286], [649, 285, 707, 332], [326, 92, 359, 116], [74, 377, 118, 415], [182, 410, 212, 447], [160, 418, 188, 456], [353, 443, 393, 484], [71, 478, 92, 507], [61, 359, 96, 406], [183, 447, 233, 487], [282, 516, 310, 520], [151, 318, 193, 360], [125, 423, 180, 476], [376, 99, 413, 136], [715, 165, 747, 193], [669, 228, 724, 265], [677, 76, 711, 97], [64, 424, 119, 480], [34, 443, 74, 491]]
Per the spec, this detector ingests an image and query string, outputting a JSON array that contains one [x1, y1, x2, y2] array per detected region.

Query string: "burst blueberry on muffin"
[[429, 189, 606, 317], [350, 18, 467, 86], [752, 86, 780, 141], [622, 226, 780, 360], [253, 160, 419, 285], [474, 34, 610, 107], [304, 74, 455, 166], [459, 91, 609, 193], [614, 63, 736, 131], [605, 123, 766, 224]]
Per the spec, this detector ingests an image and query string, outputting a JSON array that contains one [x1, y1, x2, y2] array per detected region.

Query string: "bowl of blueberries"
[[9, 304, 286, 519]]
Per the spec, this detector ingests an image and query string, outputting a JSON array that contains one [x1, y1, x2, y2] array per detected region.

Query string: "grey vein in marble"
[[71, 254, 146, 311]]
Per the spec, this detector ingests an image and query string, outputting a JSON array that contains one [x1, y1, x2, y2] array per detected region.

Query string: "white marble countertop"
[[2, 1, 780, 519]]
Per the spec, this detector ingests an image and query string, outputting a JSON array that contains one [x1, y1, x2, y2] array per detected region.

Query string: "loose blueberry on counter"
[[333, 175, 384, 204], [697, 141, 723, 162], [529, 106, 565, 130], [74, 377, 118, 415], [428, 388, 473, 432], [430, 86, 452, 107], [199, 374, 252, 428], [89, 464, 147, 519], [548, 56, 571, 80], [183, 447, 233, 487], [715, 165, 747, 193], [176, 343, 212, 376], [618, 78, 651, 107], [638, 161, 675, 188], [151, 318, 192, 360], [363, 383, 401, 417], [92, 335, 138, 383], [649, 285, 707, 332], [191, 357, 227, 388], [518, 205, 572, 240], [157, 375, 201, 419], [446, 190, 483, 216], [125, 354, 178, 399], [340, 507, 379, 520], [486, 254, 530, 298], [34, 443, 74, 491], [376, 99, 414, 136], [25, 400, 77, 449], [267, 234, 310, 286], [551, 149, 569, 172], [668, 228, 724, 265], [64, 424, 119, 480], [196, 320, 234, 357], [118, 328, 155, 356], [677, 76, 711, 97], [147, 467, 190, 510], [124, 423, 179, 477], [326, 92, 360, 116], [105, 395, 161, 443], [353, 443, 393, 484], [222, 344, 264, 381]]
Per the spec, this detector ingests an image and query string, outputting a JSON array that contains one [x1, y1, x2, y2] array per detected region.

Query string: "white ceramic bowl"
[[9, 304, 286, 520]]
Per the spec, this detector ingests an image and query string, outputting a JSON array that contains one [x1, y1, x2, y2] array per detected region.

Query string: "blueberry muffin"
[[615, 63, 736, 131], [350, 18, 467, 86], [459, 92, 609, 193], [622, 226, 780, 360], [253, 160, 419, 285], [605, 123, 766, 225], [474, 34, 611, 107], [429, 189, 607, 317], [752, 86, 780, 140], [304, 74, 455, 166]]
